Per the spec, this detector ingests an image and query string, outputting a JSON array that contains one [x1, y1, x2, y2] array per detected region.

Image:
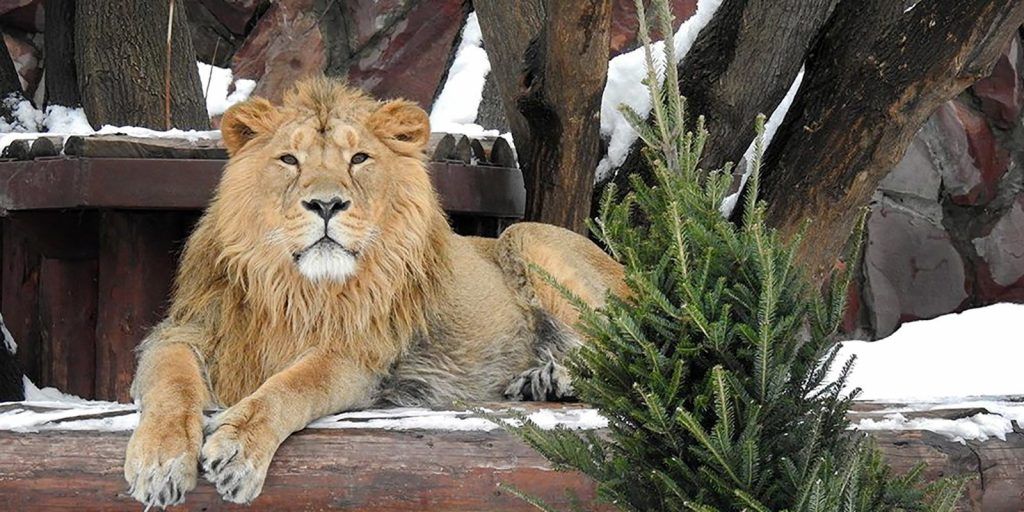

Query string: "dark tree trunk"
[[759, 0, 1024, 282], [44, 0, 80, 107], [75, 0, 209, 130], [0, 30, 28, 124], [603, 0, 836, 202], [476, 0, 612, 233]]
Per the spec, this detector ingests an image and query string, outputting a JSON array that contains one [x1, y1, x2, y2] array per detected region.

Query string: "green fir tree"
[[503, 1, 966, 510]]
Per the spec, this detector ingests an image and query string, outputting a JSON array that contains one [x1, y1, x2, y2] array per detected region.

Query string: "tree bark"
[[603, 0, 836, 201], [476, 0, 612, 233], [75, 0, 209, 130], [43, 0, 80, 107], [760, 0, 1024, 282]]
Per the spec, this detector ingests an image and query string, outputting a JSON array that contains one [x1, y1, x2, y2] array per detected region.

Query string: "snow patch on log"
[[596, 0, 724, 183], [854, 411, 1015, 444]]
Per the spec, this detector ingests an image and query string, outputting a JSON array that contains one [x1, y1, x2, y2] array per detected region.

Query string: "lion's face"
[[214, 80, 434, 284]]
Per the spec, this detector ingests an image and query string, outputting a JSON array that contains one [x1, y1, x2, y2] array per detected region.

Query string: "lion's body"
[[124, 78, 624, 507]]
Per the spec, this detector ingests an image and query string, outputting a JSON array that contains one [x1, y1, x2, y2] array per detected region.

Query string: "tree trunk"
[[476, 0, 612, 233], [759, 0, 1024, 282], [44, 0, 80, 107], [75, 0, 209, 130], [603, 0, 836, 203]]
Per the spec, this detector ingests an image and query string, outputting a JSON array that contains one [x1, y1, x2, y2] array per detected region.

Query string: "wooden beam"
[[0, 158, 525, 217]]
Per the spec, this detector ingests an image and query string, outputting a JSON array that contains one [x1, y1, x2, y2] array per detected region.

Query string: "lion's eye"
[[350, 152, 370, 165], [279, 154, 299, 165]]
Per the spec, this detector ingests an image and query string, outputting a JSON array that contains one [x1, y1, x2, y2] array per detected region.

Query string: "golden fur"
[[124, 78, 625, 507]]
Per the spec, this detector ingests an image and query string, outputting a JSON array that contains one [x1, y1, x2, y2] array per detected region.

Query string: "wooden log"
[[430, 133, 457, 162], [37, 258, 98, 398], [1, 139, 31, 160], [0, 428, 608, 511], [63, 135, 228, 160], [452, 135, 475, 164], [28, 137, 63, 159]]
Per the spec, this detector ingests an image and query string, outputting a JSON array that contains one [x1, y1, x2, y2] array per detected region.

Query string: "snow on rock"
[[0, 93, 43, 132], [596, 0, 724, 183], [719, 67, 803, 217], [197, 61, 256, 117], [832, 303, 1024, 402]]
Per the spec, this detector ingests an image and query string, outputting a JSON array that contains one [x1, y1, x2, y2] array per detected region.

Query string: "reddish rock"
[[343, 0, 414, 54], [933, 101, 1009, 206], [609, 0, 695, 56], [864, 199, 968, 338], [0, 0, 33, 17], [0, 0, 41, 32], [972, 37, 1022, 130], [2, 32, 40, 98], [877, 134, 941, 201], [973, 196, 1024, 289], [231, 0, 324, 103], [345, 0, 466, 108]]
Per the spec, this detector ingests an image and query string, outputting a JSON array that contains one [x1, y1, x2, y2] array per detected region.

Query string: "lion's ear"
[[366, 100, 430, 156], [221, 98, 279, 156]]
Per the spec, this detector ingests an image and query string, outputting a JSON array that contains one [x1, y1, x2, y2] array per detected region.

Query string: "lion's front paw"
[[201, 400, 278, 504], [124, 416, 202, 508]]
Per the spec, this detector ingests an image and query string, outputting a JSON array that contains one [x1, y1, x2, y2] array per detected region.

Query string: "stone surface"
[[877, 131, 942, 203], [973, 37, 1023, 130], [1, 32, 39, 97], [932, 101, 1009, 206], [864, 199, 968, 338], [198, 0, 268, 35], [0, 0, 41, 32], [609, 0, 695, 57], [345, 0, 466, 108], [343, 0, 414, 54], [973, 196, 1024, 288], [0, 0, 34, 17], [231, 0, 324, 103]]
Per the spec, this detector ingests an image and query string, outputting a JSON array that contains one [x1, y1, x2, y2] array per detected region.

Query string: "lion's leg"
[[125, 326, 211, 508], [201, 349, 377, 504], [496, 223, 626, 402]]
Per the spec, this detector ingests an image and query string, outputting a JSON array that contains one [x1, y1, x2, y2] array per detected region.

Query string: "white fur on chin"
[[296, 242, 357, 282]]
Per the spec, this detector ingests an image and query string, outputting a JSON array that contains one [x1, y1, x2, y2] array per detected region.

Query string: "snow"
[[429, 12, 496, 138], [0, 312, 14, 354], [833, 303, 1024, 402], [854, 411, 1013, 444], [197, 61, 256, 117], [595, 0, 724, 183], [719, 67, 803, 217], [2, 380, 607, 433]]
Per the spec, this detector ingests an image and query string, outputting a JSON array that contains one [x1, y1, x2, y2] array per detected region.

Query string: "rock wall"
[[847, 35, 1024, 339]]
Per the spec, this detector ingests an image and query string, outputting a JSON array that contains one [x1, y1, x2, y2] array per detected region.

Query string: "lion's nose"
[[302, 197, 351, 221]]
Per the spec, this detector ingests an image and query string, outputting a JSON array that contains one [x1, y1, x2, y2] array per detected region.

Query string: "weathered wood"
[[0, 428, 608, 511], [489, 136, 518, 168], [28, 137, 62, 159], [75, 0, 209, 130], [94, 212, 194, 402], [0, 158, 526, 217], [478, 0, 612, 233], [452, 135, 475, 163], [43, 0, 80, 107], [760, 0, 1024, 281], [37, 258, 97, 398], [63, 135, 229, 160], [0, 139, 31, 160]]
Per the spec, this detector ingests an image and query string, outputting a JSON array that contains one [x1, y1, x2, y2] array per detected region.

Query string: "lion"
[[123, 77, 626, 507]]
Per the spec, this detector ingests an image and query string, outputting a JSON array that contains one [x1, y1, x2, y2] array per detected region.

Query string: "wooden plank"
[[64, 135, 229, 160], [0, 428, 607, 511], [490, 136, 518, 168], [0, 158, 526, 217], [38, 258, 98, 398], [94, 212, 194, 402]]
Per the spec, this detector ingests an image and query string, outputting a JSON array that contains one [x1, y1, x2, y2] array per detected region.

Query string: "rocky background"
[[1, 0, 1020, 340]]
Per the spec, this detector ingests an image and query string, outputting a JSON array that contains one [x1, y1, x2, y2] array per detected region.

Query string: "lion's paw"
[[201, 404, 276, 504], [504, 360, 576, 401], [124, 420, 201, 508]]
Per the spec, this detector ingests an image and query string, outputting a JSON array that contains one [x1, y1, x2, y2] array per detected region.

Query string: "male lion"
[[124, 77, 625, 507]]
